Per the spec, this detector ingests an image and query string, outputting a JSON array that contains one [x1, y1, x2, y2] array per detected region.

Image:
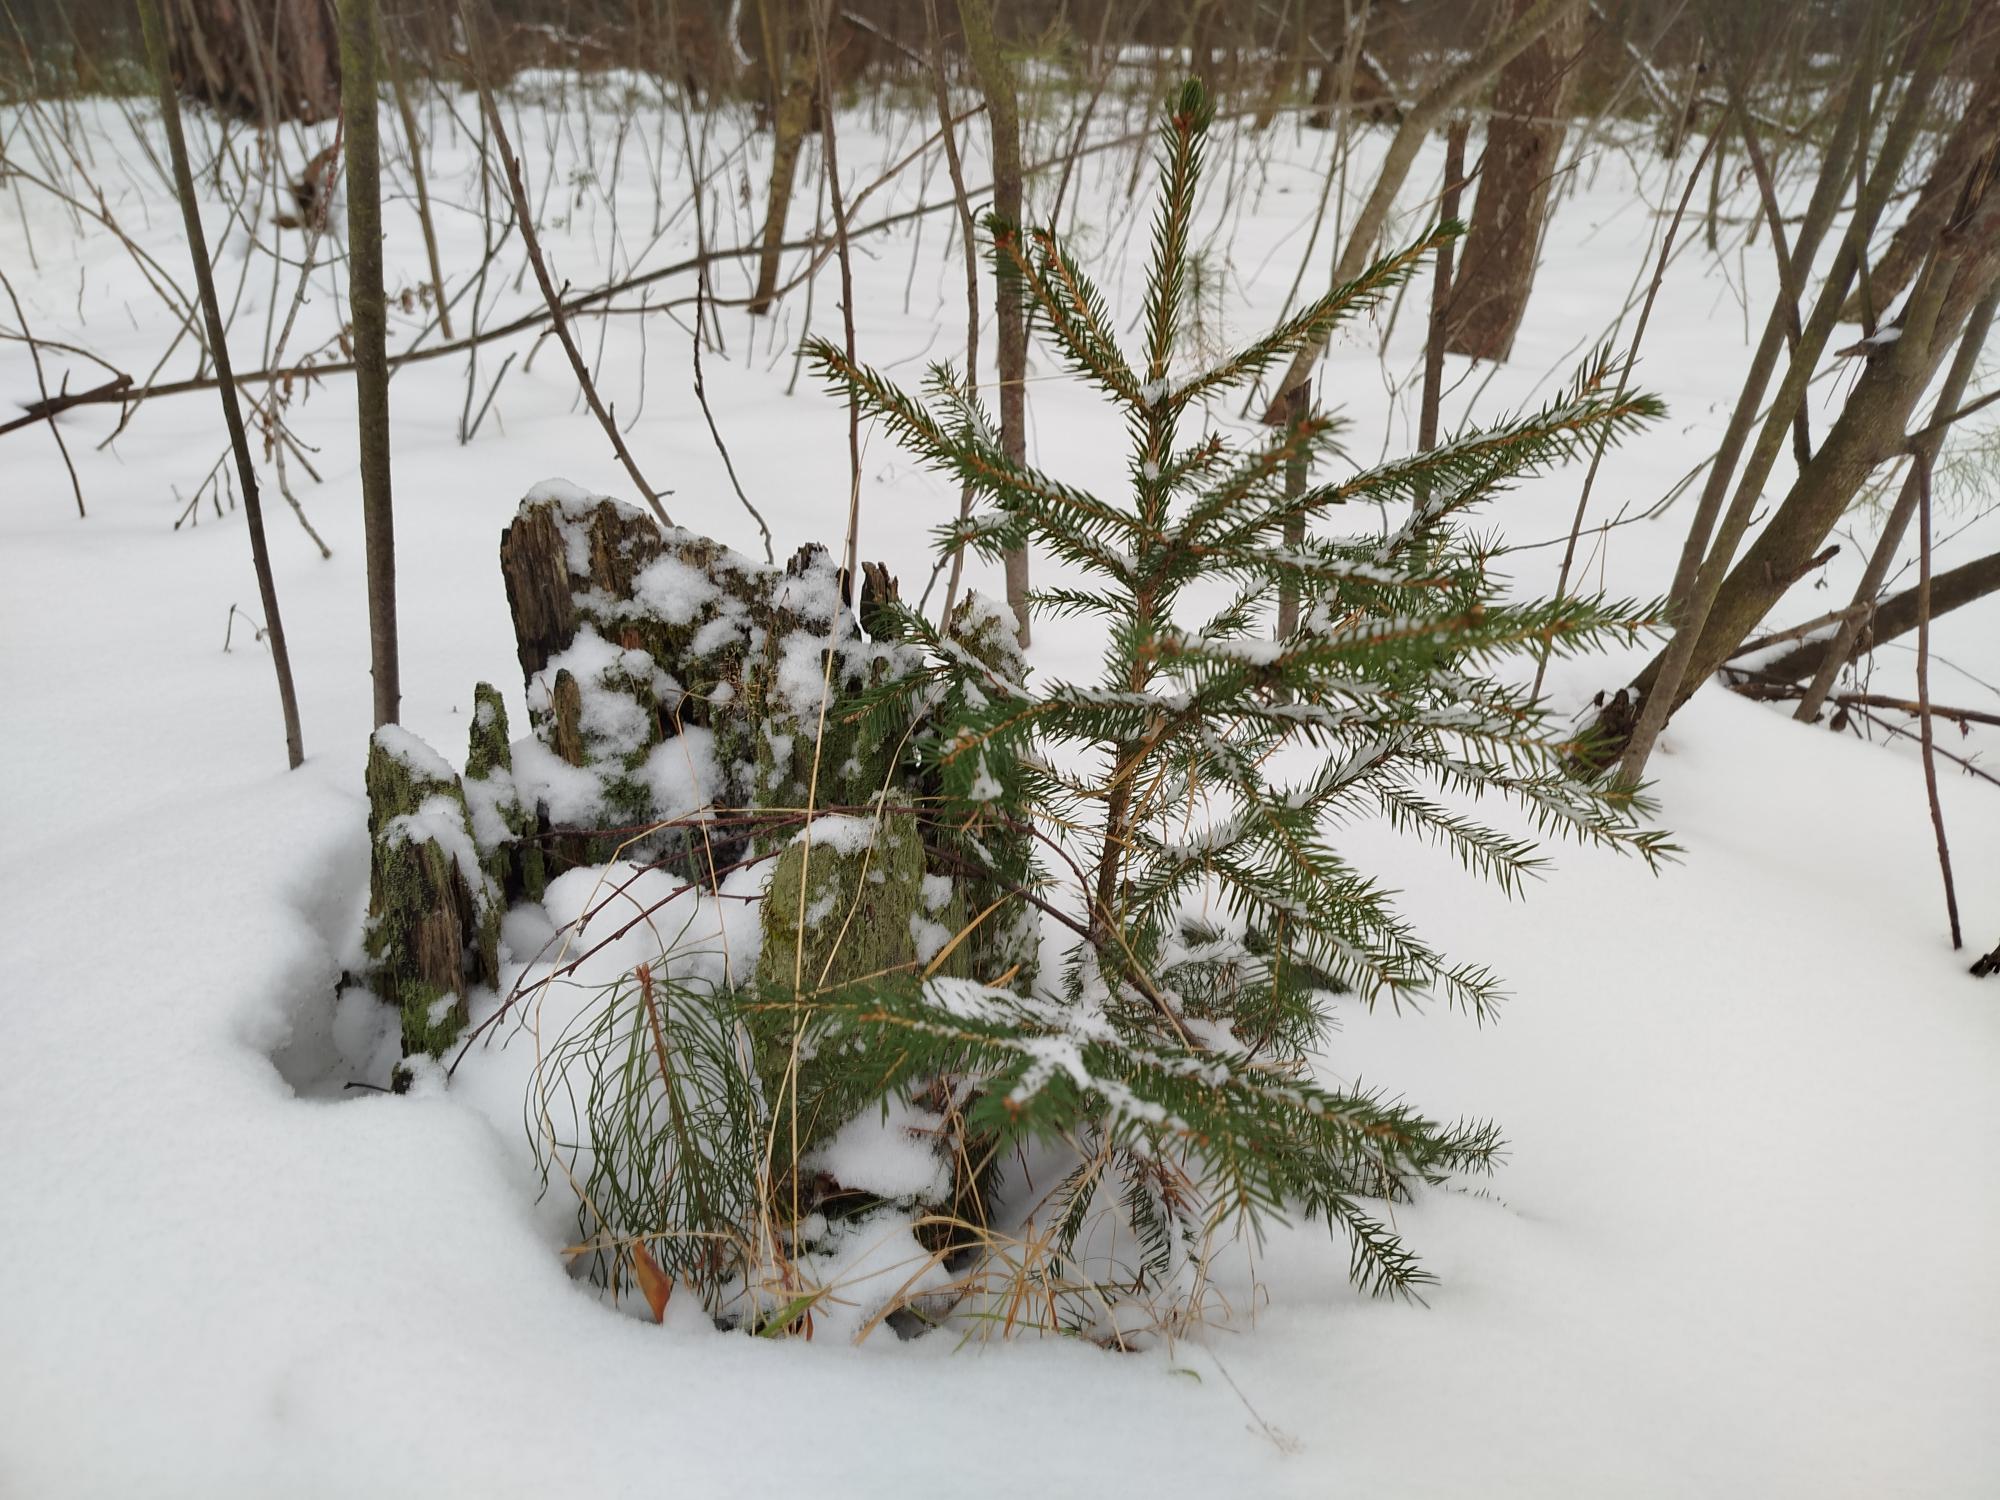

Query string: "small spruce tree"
[[782, 78, 1674, 1308]]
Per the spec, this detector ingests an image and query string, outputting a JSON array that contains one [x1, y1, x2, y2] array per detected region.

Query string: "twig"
[[137, 0, 304, 769], [1725, 602, 1871, 661], [464, 350, 516, 442], [1903, 385, 2000, 448], [0, 370, 131, 440], [813, 0, 864, 586], [1731, 679, 2000, 729], [465, 18, 672, 528], [44, 108, 1345, 421], [920, 0, 979, 623], [0, 266, 87, 515], [692, 269, 772, 561], [1914, 453, 1962, 948], [1533, 119, 1720, 698]]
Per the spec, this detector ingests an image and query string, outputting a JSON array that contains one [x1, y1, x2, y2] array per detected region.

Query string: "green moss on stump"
[[757, 796, 924, 997], [364, 727, 501, 1058]]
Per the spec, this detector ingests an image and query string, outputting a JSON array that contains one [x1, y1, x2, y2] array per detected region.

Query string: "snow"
[[372, 721, 458, 784], [794, 812, 882, 857], [2, 81, 1997, 1499], [630, 550, 724, 624], [640, 723, 722, 821], [382, 792, 486, 900], [462, 763, 522, 851], [810, 1099, 952, 1203]]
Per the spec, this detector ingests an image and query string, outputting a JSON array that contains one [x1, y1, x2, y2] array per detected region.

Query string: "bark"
[[955, 0, 1030, 644], [1443, 0, 1582, 363], [749, 0, 819, 317], [165, 0, 341, 123], [385, 35, 451, 340], [138, 0, 306, 772], [341, 0, 399, 728], [362, 730, 500, 1060], [750, 79, 817, 314]]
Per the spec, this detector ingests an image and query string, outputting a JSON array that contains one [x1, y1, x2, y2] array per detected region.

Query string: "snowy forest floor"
[[2, 82, 1996, 1496]]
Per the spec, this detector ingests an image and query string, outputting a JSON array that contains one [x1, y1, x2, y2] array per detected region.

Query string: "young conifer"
[[787, 79, 1674, 1307]]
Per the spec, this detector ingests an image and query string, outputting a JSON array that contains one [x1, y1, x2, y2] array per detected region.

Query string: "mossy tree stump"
[[364, 726, 501, 1057]]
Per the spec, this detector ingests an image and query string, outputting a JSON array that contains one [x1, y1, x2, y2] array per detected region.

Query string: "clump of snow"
[[808, 1098, 950, 1203], [909, 910, 952, 964], [771, 628, 835, 720], [530, 625, 671, 763], [792, 1206, 956, 1345], [639, 725, 721, 821], [372, 722, 457, 784], [630, 552, 722, 625], [511, 732, 611, 827], [966, 753, 1004, 803], [461, 765, 521, 852], [793, 812, 880, 856]]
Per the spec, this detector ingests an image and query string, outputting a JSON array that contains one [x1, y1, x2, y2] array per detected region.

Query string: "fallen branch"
[[1729, 681, 2000, 731], [21, 105, 1324, 422], [0, 371, 133, 439]]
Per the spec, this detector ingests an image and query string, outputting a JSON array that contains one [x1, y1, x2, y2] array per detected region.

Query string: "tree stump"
[[364, 726, 501, 1058]]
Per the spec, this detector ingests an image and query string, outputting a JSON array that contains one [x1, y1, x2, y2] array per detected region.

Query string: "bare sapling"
[[339, 0, 400, 728], [137, 0, 306, 768]]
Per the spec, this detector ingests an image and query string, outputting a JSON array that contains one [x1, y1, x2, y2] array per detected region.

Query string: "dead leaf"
[[631, 1241, 673, 1323]]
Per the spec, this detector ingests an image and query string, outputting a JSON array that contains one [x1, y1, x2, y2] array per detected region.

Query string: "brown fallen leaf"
[[631, 1241, 673, 1323]]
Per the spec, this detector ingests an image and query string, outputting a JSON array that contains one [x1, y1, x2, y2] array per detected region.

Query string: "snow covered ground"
[[2, 81, 1996, 1496]]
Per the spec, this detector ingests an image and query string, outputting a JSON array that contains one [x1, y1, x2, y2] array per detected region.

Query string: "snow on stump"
[[463, 682, 545, 903], [748, 544, 913, 846], [496, 482, 922, 880], [364, 726, 502, 1058]]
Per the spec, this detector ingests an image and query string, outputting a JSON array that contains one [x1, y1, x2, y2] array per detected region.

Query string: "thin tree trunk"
[[1443, 0, 1582, 362], [749, 6, 817, 318], [922, 0, 981, 624], [956, 0, 1030, 644], [138, 0, 305, 768], [341, 0, 399, 728], [1416, 122, 1470, 481], [1607, 13, 1967, 780], [1273, 382, 1312, 641], [1264, 0, 1574, 415]]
